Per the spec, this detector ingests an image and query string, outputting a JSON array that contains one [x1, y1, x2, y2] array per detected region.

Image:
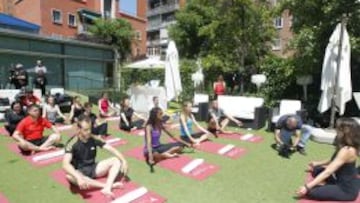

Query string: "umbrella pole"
[[329, 17, 346, 128]]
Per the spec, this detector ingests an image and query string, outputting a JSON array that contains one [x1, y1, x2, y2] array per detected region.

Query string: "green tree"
[[280, 0, 360, 76], [89, 18, 134, 62], [169, 0, 275, 74]]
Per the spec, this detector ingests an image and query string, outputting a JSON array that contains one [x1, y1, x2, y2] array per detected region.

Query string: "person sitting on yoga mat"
[[98, 92, 117, 118], [207, 99, 242, 136], [119, 97, 146, 131], [43, 96, 67, 124], [296, 117, 360, 201], [144, 107, 190, 165], [19, 88, 41, 108], [81, 102, 109, 137], [69, 96, 84, 123], [149, 96, 171, 123], [179, 101, 210, 145], [274, 114, 311, 157], [12, 104, 61, 155], [63, 116, 128, 198], [4, 101, 25, 136]]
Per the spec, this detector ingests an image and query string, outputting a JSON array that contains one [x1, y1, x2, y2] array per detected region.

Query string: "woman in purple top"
[[144, 107, 190, 165]]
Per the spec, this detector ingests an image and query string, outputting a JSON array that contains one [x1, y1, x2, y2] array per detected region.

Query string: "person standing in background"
[[11, 64, 28, 89], [33, 60, 47, 95], [213, 75, 226, 99]]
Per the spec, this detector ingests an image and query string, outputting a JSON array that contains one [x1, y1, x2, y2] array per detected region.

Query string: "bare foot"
[[101, 188, 115, 199], [170, 153, 179, 158], [39, 146, 56, 151], [112, 182, 124, 189]]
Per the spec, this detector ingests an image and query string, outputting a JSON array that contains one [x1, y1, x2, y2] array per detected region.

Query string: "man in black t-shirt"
[[63, 117, 128, 198]]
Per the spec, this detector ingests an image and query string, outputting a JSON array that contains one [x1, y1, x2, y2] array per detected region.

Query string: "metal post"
[[329, 17, 346, 128]]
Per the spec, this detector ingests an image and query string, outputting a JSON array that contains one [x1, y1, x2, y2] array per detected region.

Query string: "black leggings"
[[5, 125, 16, 136], [120, 120, 145, 131], [307, 166, 358, 201], [92, 123, 108, 135]]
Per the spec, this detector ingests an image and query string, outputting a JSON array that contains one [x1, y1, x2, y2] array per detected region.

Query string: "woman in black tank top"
[[69, 96, 84, 123], [296, 118, 360, 201]]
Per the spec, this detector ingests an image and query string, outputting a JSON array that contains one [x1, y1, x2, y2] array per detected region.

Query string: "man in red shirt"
[[13, 104, 61, 155]]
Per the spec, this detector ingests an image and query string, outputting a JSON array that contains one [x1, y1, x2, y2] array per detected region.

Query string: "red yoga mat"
[[51, 170, 166, 203], [0, 127, 8, 136], [195, 141, 247, 159], [8, 143, 63, 167], [125, 147, 220, 181], [298, 173, 360, 203], [102, 136, 128, 147], [218, 132, 264, 143], [120, 129, 145, 137]]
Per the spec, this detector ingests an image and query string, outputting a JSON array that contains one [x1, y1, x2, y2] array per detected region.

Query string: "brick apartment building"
[[0, 0, 14, 14], [272, 9, 293, 57], [11, 0, 147, 57]]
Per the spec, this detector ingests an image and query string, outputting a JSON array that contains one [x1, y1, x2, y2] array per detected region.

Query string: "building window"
[[135, 31, 142, 41], [274, 17, 283, 29], [68, 14, 77, 27], [52, 9, 62, 24], [272, 38, 281, 51]]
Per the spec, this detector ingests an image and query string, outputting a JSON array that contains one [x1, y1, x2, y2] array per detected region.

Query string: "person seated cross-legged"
[[149, 96, 171, 124], [82, 102, 109, 137], [207, 100, 242, 136], [4, 101, 25, 136], [296, 118, 360, 201], [274, 114, 311, 158], [179, 102, 211, 146], [12, 104, 61, 155], [119, 97, 146, 132], [144, 107, 190, 165], [62, 116, 128, 198]]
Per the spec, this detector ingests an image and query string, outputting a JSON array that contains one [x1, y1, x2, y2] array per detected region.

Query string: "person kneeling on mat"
[[62, 116, 128, 198], [274, 114, 311, 158], [12, 104, 61, 155], [207, 99, 242, 136], [81, 102, 109, 137], [144, 107, 190, 165], [179, 102, 210, 146], [119, 97, 146, 131], [296, 118, 360, 201]]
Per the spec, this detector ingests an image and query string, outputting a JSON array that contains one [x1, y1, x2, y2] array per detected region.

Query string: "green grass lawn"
[[0, 120, 334, 203]]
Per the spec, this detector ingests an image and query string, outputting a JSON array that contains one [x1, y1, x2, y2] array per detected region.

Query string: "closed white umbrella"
[[165, 41, 182, 101], [318, 23, 352, 116]]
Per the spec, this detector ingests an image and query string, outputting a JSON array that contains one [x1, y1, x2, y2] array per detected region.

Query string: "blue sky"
[[119, 1, 137, 16]]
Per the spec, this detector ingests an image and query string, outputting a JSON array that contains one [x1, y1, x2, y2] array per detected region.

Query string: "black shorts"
[[19, 137, 48, 155], [180, 132, 204, 143], [152, 143, 183, 154], [78, 163, 98, 179]]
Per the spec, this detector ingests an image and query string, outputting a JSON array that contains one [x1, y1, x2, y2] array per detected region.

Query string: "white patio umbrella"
[[165, 41, 182, 101], [318, 23, 352, 118], [124, 56, 165, 69]]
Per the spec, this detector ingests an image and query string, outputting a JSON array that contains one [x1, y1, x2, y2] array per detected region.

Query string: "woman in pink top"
[[98, 92, 116, 118]]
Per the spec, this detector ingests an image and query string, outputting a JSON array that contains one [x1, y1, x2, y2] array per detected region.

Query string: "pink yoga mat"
[[218, 132, 264, 143], [0, 127, 8, 136], [125, 147, 220, 181], [8, 143, 63, 167], [102, 136, 128, 147], [120, 129, 145, 137], [298, 173, 360, 203], [51, 170, 166, 203], [0, 193, 9, 203], [195, 141, 247, 159]]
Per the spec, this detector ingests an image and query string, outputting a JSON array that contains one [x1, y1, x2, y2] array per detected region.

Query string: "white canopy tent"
[[124, 56, 165, 69]]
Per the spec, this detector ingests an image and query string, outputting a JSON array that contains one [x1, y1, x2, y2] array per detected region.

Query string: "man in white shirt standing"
[[34, 60, 47, 74]]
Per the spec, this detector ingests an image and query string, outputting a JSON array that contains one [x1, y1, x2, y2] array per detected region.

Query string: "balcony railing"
[[147, 1, 180, 17], [147, 20, 176, 32]]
